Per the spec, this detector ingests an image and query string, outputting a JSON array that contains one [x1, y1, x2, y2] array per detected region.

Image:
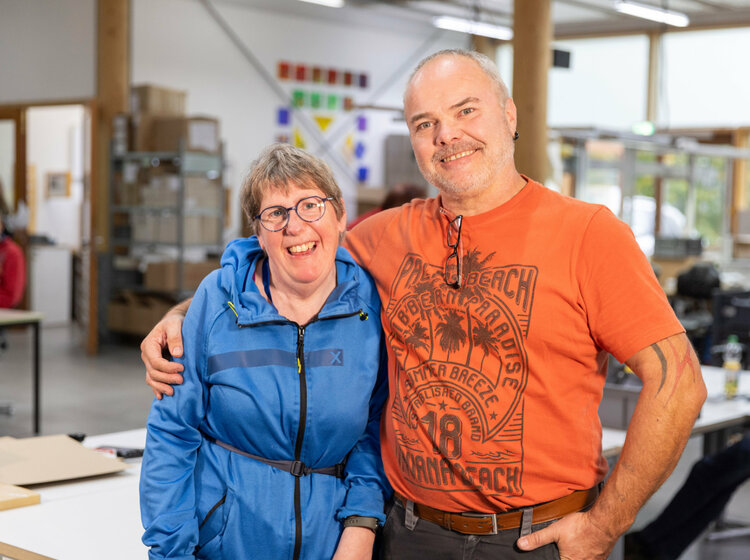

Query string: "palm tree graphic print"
[[385, 249, 538, 497]]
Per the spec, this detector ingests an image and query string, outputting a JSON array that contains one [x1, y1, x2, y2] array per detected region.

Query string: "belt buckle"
[[462, 512, 498, 535], [289, 460, 306, 477]]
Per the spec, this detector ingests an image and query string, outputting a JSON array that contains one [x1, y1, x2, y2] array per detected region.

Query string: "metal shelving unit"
[[102, 142, 224, 336]]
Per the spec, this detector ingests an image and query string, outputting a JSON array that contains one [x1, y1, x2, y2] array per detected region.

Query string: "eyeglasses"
[[445, 215, 463, 289], [255, 196, 334, 232]]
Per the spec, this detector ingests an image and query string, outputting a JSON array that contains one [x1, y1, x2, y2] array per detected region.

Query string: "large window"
[[555, 135, 738, 258], [548, 35, 649, 130], [664, 29, 750, 128], [496, 35, 649, 130]]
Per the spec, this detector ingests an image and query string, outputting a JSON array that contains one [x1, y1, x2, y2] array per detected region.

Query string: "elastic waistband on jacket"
[[201, 431, 346, 478]]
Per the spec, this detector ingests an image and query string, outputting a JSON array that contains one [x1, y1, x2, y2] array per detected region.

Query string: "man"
[[141, 50, 706, 559]]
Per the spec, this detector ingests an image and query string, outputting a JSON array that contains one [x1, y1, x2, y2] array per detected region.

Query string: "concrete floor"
[[1, 324, 153, 438], [1, 324, 749, 559]]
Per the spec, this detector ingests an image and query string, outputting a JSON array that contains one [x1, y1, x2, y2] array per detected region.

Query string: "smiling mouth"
[[441, 149, 477, 163], [288, 241, 316, 254]]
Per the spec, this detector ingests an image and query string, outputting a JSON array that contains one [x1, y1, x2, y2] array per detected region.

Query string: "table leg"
[[33, 321, 40, 434]]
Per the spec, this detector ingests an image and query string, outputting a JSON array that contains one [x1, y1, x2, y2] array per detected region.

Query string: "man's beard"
[[419, 144, 512, 196], [423, 162, 493, 195]]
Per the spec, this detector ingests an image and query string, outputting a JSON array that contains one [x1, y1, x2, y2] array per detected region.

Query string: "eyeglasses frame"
[[445, 214, 463, 289], [254, 196, 334, 232]]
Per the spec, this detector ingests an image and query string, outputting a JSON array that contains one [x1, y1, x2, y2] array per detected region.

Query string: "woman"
[[140, 144, 389, 559]]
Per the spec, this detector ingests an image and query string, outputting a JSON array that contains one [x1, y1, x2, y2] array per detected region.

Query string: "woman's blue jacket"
[[140, 237, 390, 559]]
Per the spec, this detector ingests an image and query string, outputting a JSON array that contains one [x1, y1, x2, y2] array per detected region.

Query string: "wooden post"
[[646, 31, 661, 124], [93, 0, 129, 353], [512, 0, 552, 184], [471, 35, 498, 59]]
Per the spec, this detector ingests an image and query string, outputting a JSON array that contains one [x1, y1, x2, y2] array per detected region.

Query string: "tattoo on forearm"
[[650, 338, 697, 401], [651, 344, 667, 394]]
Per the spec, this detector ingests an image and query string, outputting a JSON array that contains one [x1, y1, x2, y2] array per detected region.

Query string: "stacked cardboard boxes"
[[130, 213, 221, 245], [107, 292, 175, 336], [139, 175, 223, 210], [130, 84, 186, 152], [108, 85, 225, 338], [129, 84, 219, 154], [144, 259, 220, 292], [152, 116, 220, 153]]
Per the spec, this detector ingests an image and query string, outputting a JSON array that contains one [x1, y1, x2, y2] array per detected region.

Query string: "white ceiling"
[[223, 0, 750, 38]]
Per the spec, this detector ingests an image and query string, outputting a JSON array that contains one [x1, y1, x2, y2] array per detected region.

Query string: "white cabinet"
[[29, 245, 72, 326]]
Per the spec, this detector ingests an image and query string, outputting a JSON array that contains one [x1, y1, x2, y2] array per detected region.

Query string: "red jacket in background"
[[0, 235, 26, 308]]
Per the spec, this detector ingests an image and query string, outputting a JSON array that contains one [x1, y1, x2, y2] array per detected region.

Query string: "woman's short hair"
[[241, 143, 344, 235]]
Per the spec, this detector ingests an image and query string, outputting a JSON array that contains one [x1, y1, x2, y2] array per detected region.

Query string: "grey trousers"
[[380, 499, 560, 560]]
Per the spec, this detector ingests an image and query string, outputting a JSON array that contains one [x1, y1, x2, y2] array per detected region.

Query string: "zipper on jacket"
[[234, 311, 365, 558], [293, 324, 306, 560]]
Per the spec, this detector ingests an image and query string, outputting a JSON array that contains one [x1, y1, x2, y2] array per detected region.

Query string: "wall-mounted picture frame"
[[46, 171, 71, 198]]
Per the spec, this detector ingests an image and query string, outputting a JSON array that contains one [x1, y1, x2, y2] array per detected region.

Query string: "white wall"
[[27, 105, 85, 249], [0, 0, 95, 104], [131, 0, 464, 235]]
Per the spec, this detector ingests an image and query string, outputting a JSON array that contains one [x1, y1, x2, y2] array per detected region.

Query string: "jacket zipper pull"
[[297, 325, 304, 372]]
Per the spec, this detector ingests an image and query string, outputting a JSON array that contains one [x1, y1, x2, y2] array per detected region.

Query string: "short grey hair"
[[241, 143, 344, 235], [405, 49, 510, 103]]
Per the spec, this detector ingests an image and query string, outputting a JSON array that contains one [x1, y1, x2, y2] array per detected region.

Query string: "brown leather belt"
[[394, 487, 599, 535]]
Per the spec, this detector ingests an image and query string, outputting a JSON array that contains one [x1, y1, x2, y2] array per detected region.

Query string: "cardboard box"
[[107, 292, 174, 335], [140, 175, 222, 210], [131, 214, 220, 245], [130, 112, 153, 152], [0, 482, 40, 512], [144, 259, 220, 291], [114, 181, 140, 205], [130, 213, 157, 243], [0, 435, 128, 486], [130, 84, 186, 115], [151, 116, 220, 153], [184, 176, 223, 210]]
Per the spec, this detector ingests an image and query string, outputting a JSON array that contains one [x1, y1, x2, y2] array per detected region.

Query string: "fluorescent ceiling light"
[[297, 0, 344, 8], [614, 1, 689, 27], [433, 16, 513, 40]]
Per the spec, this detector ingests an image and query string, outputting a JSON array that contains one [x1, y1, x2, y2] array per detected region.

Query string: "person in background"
[[625, 432, 750, 560], [139, 143, 390, 559], [140, 50, 706, 560], [0, 211, 26, 309], [347, 182, 427, 230]]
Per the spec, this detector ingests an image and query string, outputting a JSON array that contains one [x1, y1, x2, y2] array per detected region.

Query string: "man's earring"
[[513, 131, 519, 141]]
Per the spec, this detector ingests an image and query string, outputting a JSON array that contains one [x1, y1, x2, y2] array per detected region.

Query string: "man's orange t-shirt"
[[344, 179, 683, 513]]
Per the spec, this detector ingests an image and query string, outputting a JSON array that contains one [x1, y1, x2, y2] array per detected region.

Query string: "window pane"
[[549, 36, 648, 129], [664, 29, 750, 127]]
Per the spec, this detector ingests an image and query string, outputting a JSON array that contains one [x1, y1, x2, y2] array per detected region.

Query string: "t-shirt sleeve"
[[577, 207, 684, 363]]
